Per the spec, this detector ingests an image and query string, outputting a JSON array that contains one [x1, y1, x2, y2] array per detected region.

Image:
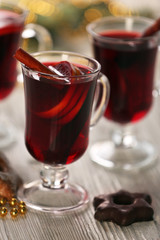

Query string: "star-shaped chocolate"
[[93, 190, 154, 226]]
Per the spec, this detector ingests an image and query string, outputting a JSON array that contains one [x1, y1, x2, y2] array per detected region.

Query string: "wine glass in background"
[[17, 50, 110, 213], [0, 1, 53, 148], [87, 16, 159, 171]]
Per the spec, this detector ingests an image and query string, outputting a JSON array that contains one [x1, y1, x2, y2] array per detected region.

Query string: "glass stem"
[[40, 165, 69, 189], [112, 127, 137, 148]]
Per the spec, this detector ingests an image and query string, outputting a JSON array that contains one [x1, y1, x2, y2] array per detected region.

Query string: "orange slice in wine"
[[36, 61, 83, 118], [36, 86, 76, 118], [58, 85, 89, 125], [55, 61, 82, 77], [58, 85, 84, 119]]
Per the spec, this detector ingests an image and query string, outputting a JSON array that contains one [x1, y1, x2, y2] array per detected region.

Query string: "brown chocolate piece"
[[93, 190, 154, 226], [0, 152, 22, 199]]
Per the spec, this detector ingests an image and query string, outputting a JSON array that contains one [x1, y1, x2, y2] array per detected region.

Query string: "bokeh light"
[[11, 0, 154, 51]]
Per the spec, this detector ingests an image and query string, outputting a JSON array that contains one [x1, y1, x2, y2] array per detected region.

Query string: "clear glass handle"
[[22, 23, 53, 51], [90, 73, 110, 127], [152, 46, 160, 98], [17, 23, 53, 83]]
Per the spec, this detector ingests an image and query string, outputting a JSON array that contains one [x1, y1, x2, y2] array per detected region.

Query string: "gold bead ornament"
[[0, 196, 27, 219], [19, 201, 26, 208], [0, 197, 7, 206], [9, 198, 18, 207], [19, 206, 27, 215], [10, 208, 19, 218], [0, 207, 8, 217]]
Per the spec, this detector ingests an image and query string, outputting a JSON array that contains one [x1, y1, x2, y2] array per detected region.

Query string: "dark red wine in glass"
[[93, 30, 157, 124], [0, 10, 24, 99], [87, 16, 159, 171], [24, 62, 97, 165], [18, 50, 109, 213], [0, 8, 25, 149]]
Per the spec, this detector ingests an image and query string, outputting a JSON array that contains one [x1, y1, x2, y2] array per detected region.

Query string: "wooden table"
[[0, 82, 160, 240]]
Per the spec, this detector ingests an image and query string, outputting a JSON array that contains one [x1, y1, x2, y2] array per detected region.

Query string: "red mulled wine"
[[24, 62, 97, 165], [92, 30, 157, 124], [0, 10, 24, 99]]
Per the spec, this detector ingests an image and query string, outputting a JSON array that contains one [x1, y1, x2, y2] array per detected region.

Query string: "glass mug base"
[[18, 180, 89, 213], [90, 140, 158, 171]]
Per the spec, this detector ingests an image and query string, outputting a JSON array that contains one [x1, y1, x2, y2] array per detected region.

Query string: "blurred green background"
[[11, 0, 159, 54]]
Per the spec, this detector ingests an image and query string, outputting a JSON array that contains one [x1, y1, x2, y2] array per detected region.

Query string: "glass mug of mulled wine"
[[17, 50, 110, 213], [87, 16, 159, 171], [0, 1, 53, 148]]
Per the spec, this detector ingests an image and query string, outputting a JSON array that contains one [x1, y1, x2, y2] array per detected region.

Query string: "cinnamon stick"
[[142, 17, 160, 37], [14, 48, 54, 75]]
